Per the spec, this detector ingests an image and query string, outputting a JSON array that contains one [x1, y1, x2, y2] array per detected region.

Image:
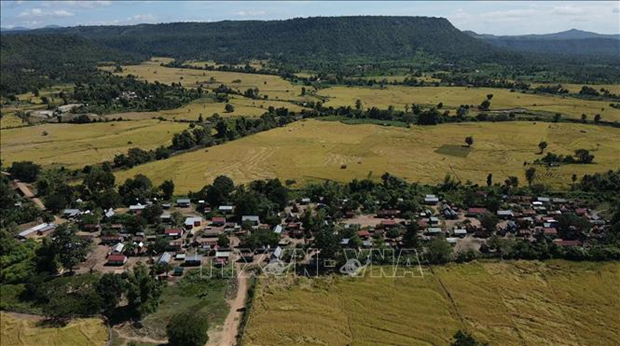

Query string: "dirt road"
[[209, 236, 250, 346]]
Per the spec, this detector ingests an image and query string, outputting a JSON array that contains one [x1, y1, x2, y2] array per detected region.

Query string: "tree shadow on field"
[[435, 145, 472, 158]]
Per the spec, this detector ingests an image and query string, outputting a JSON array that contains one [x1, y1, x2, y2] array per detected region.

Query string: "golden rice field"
[[105, 95, 307, 121], [530, 83, 620, 95], [115, 119, 620, 193], [106, 58, 311, 102], [243, 261, 620, 346], [184, 59, 269, 70], [0, 120, 189, 169], [318, 85, 620, 122], [0, 312, 108, 346], [0, 114, 26, 129]]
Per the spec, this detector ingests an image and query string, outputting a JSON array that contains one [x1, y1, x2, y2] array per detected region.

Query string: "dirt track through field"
[[208, 236, 249, 346]]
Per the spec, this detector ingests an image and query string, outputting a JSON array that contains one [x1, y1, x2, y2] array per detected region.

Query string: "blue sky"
[[1, 1, 619, 35]]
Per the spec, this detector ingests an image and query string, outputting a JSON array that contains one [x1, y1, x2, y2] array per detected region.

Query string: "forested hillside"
[[0, 34, 144, 95], [21, 16, 514, 64], [2, 16, 619, 96]]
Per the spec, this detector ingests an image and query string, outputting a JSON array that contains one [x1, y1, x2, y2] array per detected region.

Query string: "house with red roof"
[[107, 254, 127, 266]]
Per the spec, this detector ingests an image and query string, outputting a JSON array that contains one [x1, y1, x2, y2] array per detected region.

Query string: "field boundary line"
[[427, 264, 465, 326]]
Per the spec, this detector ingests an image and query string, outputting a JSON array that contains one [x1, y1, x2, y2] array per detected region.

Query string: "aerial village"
[[11, 174, 612, 276]]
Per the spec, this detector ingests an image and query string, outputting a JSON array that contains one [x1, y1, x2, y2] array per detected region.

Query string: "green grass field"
[[1, 120, 189, 169], [0, 312, 108, 346], [317, 85, 620, 122], [115, 119, 620, 192], [139, 270, 231, 340], [243, 261, 620, 346]]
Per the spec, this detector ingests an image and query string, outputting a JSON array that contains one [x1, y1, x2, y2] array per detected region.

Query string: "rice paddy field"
[[0, 312, 108, 346], [530, 83, 620, 95], [317, 85, 620, 122], [243, 260, 620, 346], [105, 95, 307, 121], [106, 58, 311, 102], [115, 119, 620, 193], [0, 120, 189, 169], [0, 114, 26, 129]]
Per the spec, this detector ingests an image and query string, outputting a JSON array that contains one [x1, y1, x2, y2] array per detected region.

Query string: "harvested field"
[[0, 312, 108, 346], [108, 58, 311, 102], [0, 120, 188, 169], [243, 261, 620, 346], [318, 85, 620, 122], [105, 95, 307, 121], [115, 119, 620, 192]]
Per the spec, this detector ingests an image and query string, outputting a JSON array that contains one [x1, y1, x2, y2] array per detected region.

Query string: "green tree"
[[160, 180, 175, 200], [142, 204, 163, 224], [35, 236, 60, 274], [8, 161, 41, 182], [84, 168, 116, 193], [224, 103, 234, 113], [167, 311, 209, 346], [52, 223, 92, 273], [452, 330, 488, 346], [402, 222, 420, 249], [96, 273, 126, 315], [574, 149, 595, 164], [119, 174, 153, 205], [594, 114, 602, 124], [426, 235, 452, 264], [538, 141, 547, 154], [525, 167, 536, 186], [217, 234, 230, 248], [465, 136, 474, 147], [126, 262, 163, 318], [479, 212, 499, 236], [479, 100, 490, 110], [486, 173, 492, 187], [207, 175, 235, 207]]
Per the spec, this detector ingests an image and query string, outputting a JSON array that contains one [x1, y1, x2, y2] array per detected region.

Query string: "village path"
[[208, 236, 249, 346], [111, 326, 168, 346]]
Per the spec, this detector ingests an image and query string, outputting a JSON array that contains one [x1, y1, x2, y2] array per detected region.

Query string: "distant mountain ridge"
[[0, 25, 60, 32], [465, 29, 620, 58], [465, 29, 620, 40]]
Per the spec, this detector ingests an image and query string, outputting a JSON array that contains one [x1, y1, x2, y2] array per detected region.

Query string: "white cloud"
[[481, 9, 537, 19], [552, 6, 586, 16], [18, 8, 74, 18], [128, 14, 157, 23], [85, 13, 158, 26], [235, 10, 268, 17], [613, 7, 619, 14], [40, 1, 111, 9]]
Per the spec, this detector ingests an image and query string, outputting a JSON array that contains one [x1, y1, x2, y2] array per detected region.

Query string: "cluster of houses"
[[415, 193, 606, 248], [13, 191, 611, 276]]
